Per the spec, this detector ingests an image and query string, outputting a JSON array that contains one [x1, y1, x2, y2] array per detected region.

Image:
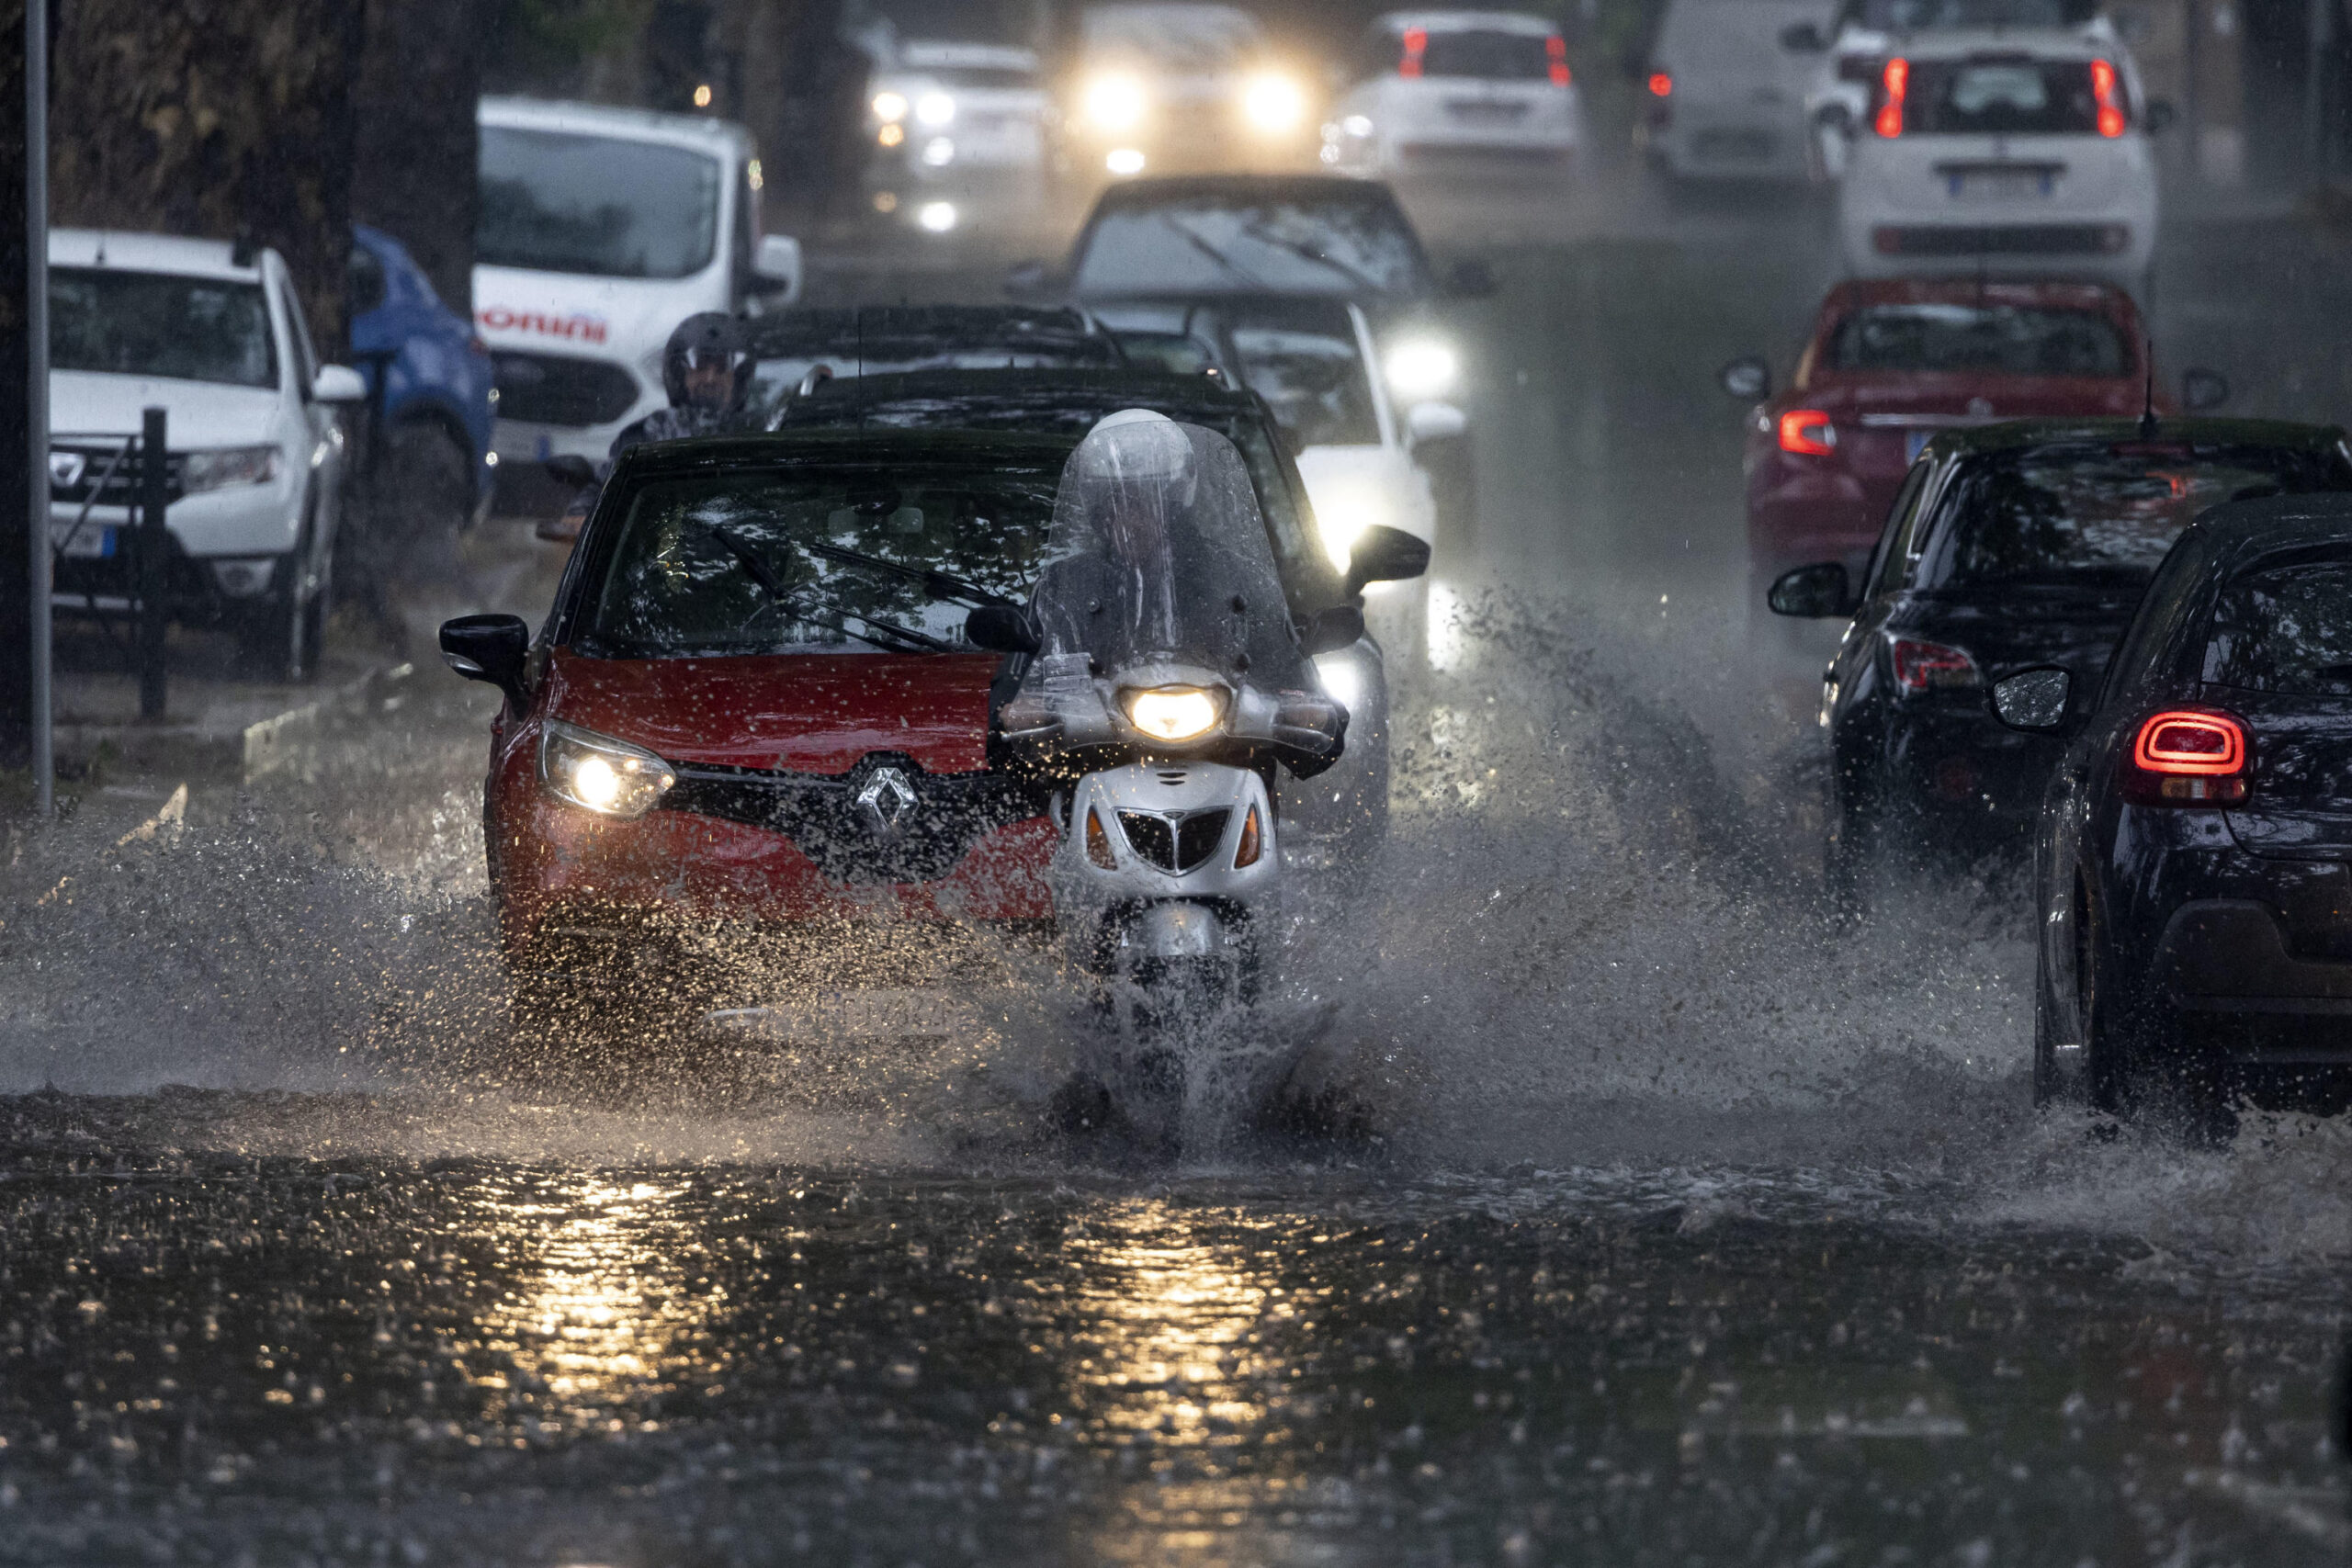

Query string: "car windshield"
[[1893, 60, 2111, 136], [1080, 4, 1265, 69], [1853, 0, 2093, 28], [50, 268, 277, 389], [581, 458, 1060, 658], [2204, 555, 2352, 696], [1919, 445, 2352, 588], [476, 126, 721, 280], [1072, 193, 1434, 299], [1222, 304, 1380, 448], [1419, 30, 1558, 80], [1825, 304, 2128, 376]]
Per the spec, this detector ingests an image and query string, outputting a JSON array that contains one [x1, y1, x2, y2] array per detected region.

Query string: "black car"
[[769, 365, 1430, 856], [1770, 419, 2352, 892], [1991, 492, 2352, 1116]]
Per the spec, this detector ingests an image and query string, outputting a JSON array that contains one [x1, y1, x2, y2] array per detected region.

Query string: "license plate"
[[1446, 99, 1529, 122], [705, 988, 980, 1043], [1951, 170, 2050, 200], [52, 523, 117, 559]]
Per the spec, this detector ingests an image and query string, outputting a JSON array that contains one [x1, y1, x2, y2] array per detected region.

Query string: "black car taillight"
[[2123, 709, 2250, 806], [1888, 636, 1979, 696]]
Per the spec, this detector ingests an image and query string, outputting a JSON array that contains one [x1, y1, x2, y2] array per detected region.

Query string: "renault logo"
[[854, 765, 918, 838], [48, 451, 85, 489]]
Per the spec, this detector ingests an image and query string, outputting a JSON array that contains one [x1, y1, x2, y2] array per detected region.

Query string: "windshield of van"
[[1080, 4, 1265, 69], [1917, 444, 2352, 588], [1072, 192, 1434, 299], [1825, 304, 2128, 376], [477, 126, 722, 279], [582, 457, 1060, 657], [50, 269, 277, 389], [2204, 556, 2352, 696]]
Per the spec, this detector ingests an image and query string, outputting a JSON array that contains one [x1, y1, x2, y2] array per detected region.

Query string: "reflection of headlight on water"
[[1243, 73, 1306, 132], [917, 200, 958, 233], [1311, 649, 1363, 712], [1386, 338, 1459, 400], [1314, 485, 1391, 572], [1426, 581, 1467, 673], [921, 135, 956, 167], [1105, 147, 1147, 175]]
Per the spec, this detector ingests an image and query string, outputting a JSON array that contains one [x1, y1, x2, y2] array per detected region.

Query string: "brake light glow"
[[2126, 710, 2249, 802], [1778, 409, 1838, 456], [1648, 72, 1673, 97], [1875, 57, 1908, 138], [1400, 28, 1426, 77], [1888, 637, 1979, 694], [1548, 36, 1572, 87], [2091, 59, 2125, 138], [1234, 805, 1263, 868]]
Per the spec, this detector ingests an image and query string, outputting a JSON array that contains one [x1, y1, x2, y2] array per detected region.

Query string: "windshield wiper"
[[697, 526, 952, 653], [799, 537, 1016, 607], [1237, 220, 1382, 294], [1162, 217, 1268, 288]]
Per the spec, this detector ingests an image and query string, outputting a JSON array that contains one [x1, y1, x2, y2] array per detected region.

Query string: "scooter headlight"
[[1123, 686, 1222, 743], [540, 720, 676, 819]]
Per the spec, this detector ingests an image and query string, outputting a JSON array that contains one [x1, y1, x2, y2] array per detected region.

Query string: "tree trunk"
[[0, 0, 33, 769], [351, 0, 483, 313]]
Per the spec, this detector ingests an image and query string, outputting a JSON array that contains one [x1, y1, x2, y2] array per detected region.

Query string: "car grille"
[[1116, 808, 1231, 874], [50, 445, 185, 506], [662, 755, 1044, 886], [492, 352, 641, 427], [1872, 224, 2128, 257]]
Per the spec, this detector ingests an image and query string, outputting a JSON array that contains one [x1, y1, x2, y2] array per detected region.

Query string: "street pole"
[[26, 0, 51, 816]]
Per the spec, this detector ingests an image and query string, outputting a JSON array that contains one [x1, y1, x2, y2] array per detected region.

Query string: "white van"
[[472, 98, 803, 469], [1641, 0, 1841, 184]]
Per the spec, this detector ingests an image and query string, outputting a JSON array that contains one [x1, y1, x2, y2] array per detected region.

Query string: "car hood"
[[542, 650, 1002, 775], [1792, 373, 2151, 423], [1894, 580, 2148, 676], [50, 371, 282, 448], [472, 265, 725, 367]]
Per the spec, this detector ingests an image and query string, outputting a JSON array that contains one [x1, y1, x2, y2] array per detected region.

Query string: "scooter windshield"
[[1031, 413, 1310, 690]]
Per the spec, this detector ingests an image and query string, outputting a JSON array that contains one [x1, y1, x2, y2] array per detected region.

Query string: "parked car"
[[1054, 3, 1320, 187], [472, 97, 803, 479], [1996, 492, 2352, 1118], [1723, 277, 2220, 597], [1768, 418, 2352, 897], [1322, 10, 1584, 181], [348, 224, 496, 536], [862, 39, 1052, 235], [47, 230, 366, 681], [1640, 0, 1838, 185], [1828, 30, 2167, 289]]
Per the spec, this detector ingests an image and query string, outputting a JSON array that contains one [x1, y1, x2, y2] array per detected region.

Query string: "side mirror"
[[1812, 99, 1856, 139], [964, 604, 1041, 654], [1444, 258, 1498, 299], [1767, 561, 1856, 619], [438, 614, 532, 710], [753, 234, 803, 303], [1990, 666, 2073, 733], [2143, 99, 2177, 134], [1004, 258, 1054, 299], [1780, 20, 1828, 50], [1405, 400, 1469, 444], [544, 455, 597, 488], [2182, 367, 2230, 412], [1720, 355, 1771, 400], [1300, 604, 1366, 656], [1344, 524, 1432, 596], [311, 364, 368, 403]]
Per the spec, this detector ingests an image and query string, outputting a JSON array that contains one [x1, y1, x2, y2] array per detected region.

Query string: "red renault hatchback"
[[1722, 278, 2226, 600]]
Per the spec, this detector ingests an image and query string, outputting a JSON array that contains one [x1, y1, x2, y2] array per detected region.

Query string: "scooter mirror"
[[1300, 604, 1366, 656], [1344, 525, 1432, 596], [964, 604, 1041, 654]]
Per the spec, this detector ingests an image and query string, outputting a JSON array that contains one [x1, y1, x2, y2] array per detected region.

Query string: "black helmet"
[[662, 311, 752, 409]]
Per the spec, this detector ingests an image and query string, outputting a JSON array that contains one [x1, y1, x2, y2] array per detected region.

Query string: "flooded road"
[[8, 164, 2352, 1565]]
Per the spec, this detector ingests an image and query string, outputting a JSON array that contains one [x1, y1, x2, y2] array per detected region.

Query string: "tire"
[[238, 508, 325, 683], [1824, 768, 1883, 919], [354, 423, 470, 598], [2078, 900, 2230, 1137]]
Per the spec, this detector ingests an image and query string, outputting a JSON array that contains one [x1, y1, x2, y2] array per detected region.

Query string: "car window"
[[1072, 193, 1435, 299], [1419, 30, 1560, 82], [1864, 457, 1937, 596], [1916, 444, 2352, 589], [1222, 308, 1381, 450], [1885, 60, 2120, 137], [2203, 554, 2352, 696], [1853, 0, 2093, 26], [1114, 333, 1221, 375], [1079, 4, 1266, 69], [1825, 304, 2127, 377], [348, 245, 389, 317], [583, 460, 1061, 658], [478, 127, 722, 280], [50, 268, 279, 390]]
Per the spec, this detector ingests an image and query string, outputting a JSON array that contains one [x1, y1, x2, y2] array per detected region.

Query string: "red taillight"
[[1778, 409, 1837, 457], [1875, 57, 1908, 138], [1234, 805, 1263, 868], [2126, 710, 2249, 804], [1548, 36, 1572, 87], [2090, 58, 2126, 138], [1888, 637, 1979, 694], [1400, 27, 1426, 77], [1647, 71, 1673, 97], [1085, 808, 1117, 868]]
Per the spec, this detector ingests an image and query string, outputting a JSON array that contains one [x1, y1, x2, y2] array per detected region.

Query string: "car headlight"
[[1385, 338, 1459, 400], [180, 445, 280, 493], [539, 719, 676, 819], [1084, 73, 1148, 131], [872, 91, 909, 123], [1243, 73, 1306, 132], [1314, 484, 1391, 572], [915, 92, 956, 127], [1123, 686, 1223, 743]]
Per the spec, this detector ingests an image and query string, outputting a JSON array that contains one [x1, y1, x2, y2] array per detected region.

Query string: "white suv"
[[48, 231, 364, 680], [472, 98, 802, 473], [1832, 33, 2162, 288], [1323, 11, 1584, 179]]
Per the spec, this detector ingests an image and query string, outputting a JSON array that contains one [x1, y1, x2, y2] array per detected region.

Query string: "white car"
[[47, 231, 364, 681], [1832, 34, 2161, 288], [472, 97, 802, 473], [1322, 11, 1584, 180], [863, 39, 1050, 235], [1641, 0, 1839, 184]]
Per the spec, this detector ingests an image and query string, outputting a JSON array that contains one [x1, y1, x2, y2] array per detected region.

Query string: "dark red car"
[[1723, 279, 2223, 599]]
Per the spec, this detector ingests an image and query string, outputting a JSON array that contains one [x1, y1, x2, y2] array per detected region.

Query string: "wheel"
[[238, 508, 325, 682], [372, 423, 471, 585], [2078, 899, 2231, 1137], [1823, 768, 1883, 919]]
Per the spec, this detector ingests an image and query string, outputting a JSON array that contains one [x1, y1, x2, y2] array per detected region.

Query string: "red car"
[[1723, 279, 2224, 599]]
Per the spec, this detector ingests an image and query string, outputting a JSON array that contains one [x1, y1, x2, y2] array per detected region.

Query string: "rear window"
[[1917, 445, 2352, 589], [582, 459, 1060, 658], [1825, 304, 2128, 377], [1854, 0, 2094, 27], [1418, 30, 1560, 81], [2204, 556, 2352, 696], [1884, 59, 2118, 137]]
